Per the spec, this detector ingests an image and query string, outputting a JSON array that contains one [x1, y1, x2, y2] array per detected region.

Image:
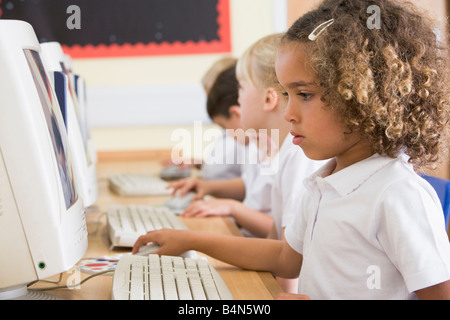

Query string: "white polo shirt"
[[201, 131, 245, 181], [270, 135, 324, 239], [285, 153, 450, 300], [241, 141, 273, 215]]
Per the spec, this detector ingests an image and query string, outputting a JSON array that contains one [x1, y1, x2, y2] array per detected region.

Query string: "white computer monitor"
[[50, 70, 98, 207], [40, 42, 98, 207], [63, 54, 73, 73], [72, 73, 97, 164], [0, 20, 87, 300], [42, 43, 97, 165]]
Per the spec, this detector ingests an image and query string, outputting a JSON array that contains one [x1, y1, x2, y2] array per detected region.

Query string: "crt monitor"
[[50, 69, 98, 208], [73, 72, 97, 164], [41, 42, 97, 165], [40, 42, 98, 207], [46, 67, 98, 208], [63, 53, 73, 73], [0, 20, 87, 299]]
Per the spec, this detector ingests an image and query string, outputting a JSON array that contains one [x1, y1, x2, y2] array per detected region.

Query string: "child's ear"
[[228, 105, 241, 118], [263, 87, 279, 112]]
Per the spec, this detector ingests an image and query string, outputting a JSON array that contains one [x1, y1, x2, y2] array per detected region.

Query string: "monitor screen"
[[59, 62, 81, 128], [53, 71, 68, 128], [59, 60, 92, 165], [23, 49, 78, 209], [74, 74, 91, 144]]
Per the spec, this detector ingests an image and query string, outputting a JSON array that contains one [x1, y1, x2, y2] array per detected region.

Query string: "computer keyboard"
[[112, 254, 234, 300], [107, 204, 188, 248], [108, 173, 172, 196]]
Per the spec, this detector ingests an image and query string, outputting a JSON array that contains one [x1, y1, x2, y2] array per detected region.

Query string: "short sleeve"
[[376, 178, 450, 293], [285, 191, 312, 255]]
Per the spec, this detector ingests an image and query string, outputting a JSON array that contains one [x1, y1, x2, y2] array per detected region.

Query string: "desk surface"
[[31, 158, 282, 300]]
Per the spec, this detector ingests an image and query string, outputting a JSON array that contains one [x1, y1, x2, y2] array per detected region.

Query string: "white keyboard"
[[108, 173, 172, 196], [107, 205, 187, 248], [112, 254, 234, 300]]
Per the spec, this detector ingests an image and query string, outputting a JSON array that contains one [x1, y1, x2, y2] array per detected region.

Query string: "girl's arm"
[[204, 178, 246, 200], [182, 199, 273, 238], [132, 229, 302, 279], [227, 202, 273, 237], [415, 280, 450, 300], [168, 177, 246, 201]]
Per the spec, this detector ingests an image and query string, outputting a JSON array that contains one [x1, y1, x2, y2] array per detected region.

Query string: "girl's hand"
[[166, 177, 209, 199], [182, 199, 236, 218], [132, 229, 190, 256]]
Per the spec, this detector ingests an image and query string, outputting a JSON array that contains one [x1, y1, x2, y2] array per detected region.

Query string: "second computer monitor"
[[40, 41, 98, 208]]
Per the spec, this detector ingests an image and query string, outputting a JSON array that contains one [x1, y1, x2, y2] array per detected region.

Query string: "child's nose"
[[283, 100, 297, 123]]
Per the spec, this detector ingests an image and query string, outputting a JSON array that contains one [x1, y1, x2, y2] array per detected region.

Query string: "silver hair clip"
[[308, 19, 334, 41]]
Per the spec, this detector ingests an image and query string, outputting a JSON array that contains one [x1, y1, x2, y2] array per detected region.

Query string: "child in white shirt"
[[163, 57, 245, 181], [170, 34, 321, 241], [200, 63, 247, 182], [168, 34, 322, 293], [134, 0, 450, 299]]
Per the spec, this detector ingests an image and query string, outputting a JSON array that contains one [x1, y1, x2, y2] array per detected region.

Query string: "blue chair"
[[421, 174, 450, 230]]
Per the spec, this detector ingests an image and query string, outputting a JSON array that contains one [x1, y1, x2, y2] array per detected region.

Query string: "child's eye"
[[298, 92, 313, 101], [281, 92, 289, 97]]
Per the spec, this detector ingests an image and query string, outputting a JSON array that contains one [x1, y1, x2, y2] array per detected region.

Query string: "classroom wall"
[[78, 0, 449, 179], [73, 0, 282, 160]]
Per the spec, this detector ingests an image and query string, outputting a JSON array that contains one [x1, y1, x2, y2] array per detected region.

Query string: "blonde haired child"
[[135, 0, 450, 299], [167, 33, 322, 292], [170, 33, 321, 236]]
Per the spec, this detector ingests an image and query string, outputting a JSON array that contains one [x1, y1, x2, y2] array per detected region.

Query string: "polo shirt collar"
[[306, 153, 410, 197]]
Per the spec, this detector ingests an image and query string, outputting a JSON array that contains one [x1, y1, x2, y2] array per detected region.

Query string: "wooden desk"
[[30, 158, 282, 300]]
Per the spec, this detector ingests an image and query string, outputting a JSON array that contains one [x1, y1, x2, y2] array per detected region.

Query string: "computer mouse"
[[135, 242, 161, 256], [159, 165, 192, 181], [163, 191, 196, 214], [134, 242, 197, 259]]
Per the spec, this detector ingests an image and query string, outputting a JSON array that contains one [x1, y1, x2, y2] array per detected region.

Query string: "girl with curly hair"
[[133, 0, 450, 299]]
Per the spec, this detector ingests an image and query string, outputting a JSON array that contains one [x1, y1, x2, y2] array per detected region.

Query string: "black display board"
[[0, 0, 231, 58]]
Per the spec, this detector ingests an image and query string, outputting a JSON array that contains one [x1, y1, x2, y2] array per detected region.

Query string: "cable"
[[40, 273, 63, 284], [26, 273, 63, 287], [86, 211, 107, 235], [27, 269, 114, 291]]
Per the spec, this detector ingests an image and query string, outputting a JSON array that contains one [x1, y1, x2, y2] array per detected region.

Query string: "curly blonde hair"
[[283, 0, 450, 169]]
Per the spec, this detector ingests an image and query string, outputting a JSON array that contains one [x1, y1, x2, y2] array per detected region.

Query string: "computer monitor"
[[51, 45, 97, 165], [63, 54, 73, 73], [40, 42, 98, 207], [72, 73, 97, 164], [0, 20, 87, 299], [50, 69, 98, 208]]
